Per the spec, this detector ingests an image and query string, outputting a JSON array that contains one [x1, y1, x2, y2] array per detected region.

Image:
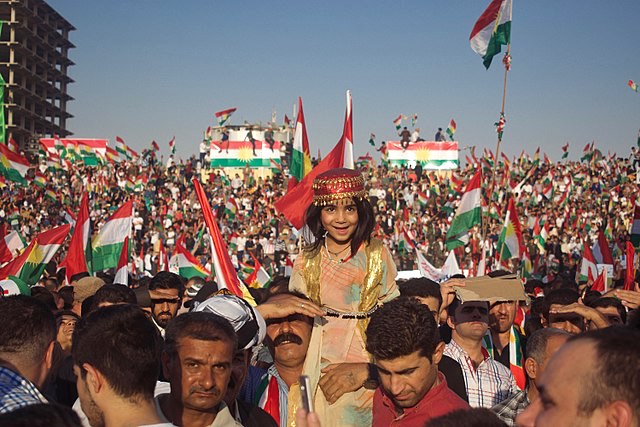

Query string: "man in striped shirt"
[[441, 298, 519, 408]]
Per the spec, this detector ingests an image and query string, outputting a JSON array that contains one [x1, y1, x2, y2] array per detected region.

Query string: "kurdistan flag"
[[209, 137, 282, 168], [0, 224, 70, 286], [630, 201, 640, 249], [579, 245, 598, 283], [113, 236, 130, 286], [289, 97, 312, 183], [386, 141, 459, 170], [0, 142, 30, 184], [0, 276, 30, 296], [496, 197, 523, 261], [446, 170, 482, 250], [470, 0, 512, 69], [92, 200, 133, 272], [172, 241, 211, 279]]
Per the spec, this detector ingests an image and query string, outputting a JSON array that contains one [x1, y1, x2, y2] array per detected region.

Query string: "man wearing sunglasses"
[[148, 271, 184, 337], [440, 298, 519, 408]]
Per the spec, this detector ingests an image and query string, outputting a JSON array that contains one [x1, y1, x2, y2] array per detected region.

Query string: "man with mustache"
[[256, 291, 315, 426], [158, 311, 243, 427]]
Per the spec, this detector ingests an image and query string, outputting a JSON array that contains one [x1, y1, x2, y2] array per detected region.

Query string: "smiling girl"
[[289, 168, 398, 426]]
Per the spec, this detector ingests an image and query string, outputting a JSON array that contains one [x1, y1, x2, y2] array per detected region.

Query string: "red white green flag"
[[0, 142, 30, 185], [172, 241, 211, 280], [446, 171, 482, 250], [113, 236, 130, 286], [0, 224, 70, 286], [497, 197, 523, 261], [289, 97, 312, 185], [579, 245, 598, 283], [446, 119, 457, 140], [470, 0, 512, 69], [215, 108, 237, 126], [91, 200, 133, 272], [59, 192, 92, 281]]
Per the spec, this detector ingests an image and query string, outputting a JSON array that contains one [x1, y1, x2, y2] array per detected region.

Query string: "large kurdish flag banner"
[[386, 141, 459, 170], [40, 138, 108, 166], [209, 130, 283, 168], [92, 200, 133, 272]]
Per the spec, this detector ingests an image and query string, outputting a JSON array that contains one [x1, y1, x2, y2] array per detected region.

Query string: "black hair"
[[69, 271, 90, 283], [426, 408, 507, 427], [30, 287, 57, 312], [303, 197, 375, 257], [0, 403, 82, 427], [72, 304, 162, 401], [57, 286, 74, 310], [587, 297, 627, 324], [0, 295, 56, 365], [91, 284, 137, 309], [525, 328, 569, 364], [398, 278, 443, 308], [149, 271, 184, 297], [366, 297, 440, 361], [541, 288, 579, 320]]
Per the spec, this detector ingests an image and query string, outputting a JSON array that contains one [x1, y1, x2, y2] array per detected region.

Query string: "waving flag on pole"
[[0, 224, 70, 286], [59, 192, 92, 281], [274, 93, 353, 229], [497, 197, 523, 262], [0, 143, 30, 185], [168, 136, 176, 155], [172, 241, 210, 279], [446, 119, 457, 140], [561, 143, 569, 159], [592, 229, 614, 265], [446, 171, 483, 250], [343, 90, 354, 169], [92, 200, 133, 272], [624, 241, 636, 291], [215, 108, 237, 126], [393, 115, 403, 131], [630, 201, 640, 249], [629, 80, 639, 92], [578, 245, 598, 283], [590, 268, 607, 293], [192, 178, 243, 297], [290, 97, 312, 185], [113, 236, 129, 286], [470, 0, 512, 69]]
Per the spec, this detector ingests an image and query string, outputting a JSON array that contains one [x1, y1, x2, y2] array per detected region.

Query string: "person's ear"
[[83, 363, 104, 395], [432, 341, 446, 365], [599, 400, 634, 427], [524, 357, 537, 381], [446, 315, 456, 330]]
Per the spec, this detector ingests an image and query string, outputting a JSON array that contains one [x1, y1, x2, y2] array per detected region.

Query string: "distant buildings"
[[0, 0, 74, 154]]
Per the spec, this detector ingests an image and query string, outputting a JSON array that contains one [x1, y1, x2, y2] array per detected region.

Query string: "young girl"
[[289, 168, 398, 427]]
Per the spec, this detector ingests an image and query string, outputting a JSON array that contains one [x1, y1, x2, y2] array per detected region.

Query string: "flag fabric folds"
[[579, 245, 598, 283], [172, 241, 211, 279], [0, 224, 70, 286], [192, 178, 243, 297], [215, 108, 237, 126], [113, 236, 129, 286], [497, 198, 523, 262], [446, 119, 457, 140], [0, 143, 30, 184], [289, 97, 312, 185], [91, 200, 133, 272], [59, 192, 92, 281], [470, 0, 512, 69], [274, 94, 354, 230], [446, 171, 482, 250]]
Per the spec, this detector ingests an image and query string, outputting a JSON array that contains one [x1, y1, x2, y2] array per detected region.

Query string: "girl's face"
[[320, 199, 359, 245]]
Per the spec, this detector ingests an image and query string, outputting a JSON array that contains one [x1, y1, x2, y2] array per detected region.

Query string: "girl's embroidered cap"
[[312, 168, 366, 206]]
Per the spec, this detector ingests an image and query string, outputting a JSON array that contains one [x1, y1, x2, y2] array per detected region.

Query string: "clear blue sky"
[[49, 1, 640, 162]]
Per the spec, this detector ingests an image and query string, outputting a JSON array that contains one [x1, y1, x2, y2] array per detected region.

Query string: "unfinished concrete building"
[[0, 0, 74, 153]]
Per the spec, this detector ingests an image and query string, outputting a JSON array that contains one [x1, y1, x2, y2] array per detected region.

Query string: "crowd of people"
[[1, 142, 640, 427]]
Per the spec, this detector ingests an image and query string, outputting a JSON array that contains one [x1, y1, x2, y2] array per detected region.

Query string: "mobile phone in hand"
[[299, 375, 314, 413]]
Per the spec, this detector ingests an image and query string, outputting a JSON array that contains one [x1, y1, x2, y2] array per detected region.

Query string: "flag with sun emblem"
[[386, 140, 458, 170], [209, 128, 283, 168]]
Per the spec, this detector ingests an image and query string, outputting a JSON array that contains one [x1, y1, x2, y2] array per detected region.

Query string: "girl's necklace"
[[324, 239, 351, 262]]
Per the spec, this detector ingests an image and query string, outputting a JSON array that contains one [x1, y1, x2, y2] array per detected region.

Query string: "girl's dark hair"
[[303, 197, 375, 257]]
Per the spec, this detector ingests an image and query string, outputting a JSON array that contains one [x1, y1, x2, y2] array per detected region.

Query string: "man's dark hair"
[[525, 328, 569, 365], [164, 312, 238, 360], [57, 286, 74, 310], [398, 278, 443, 307], [30, 287, 57, 312], [0, 403, 82, 427], [149, 271, 184, 297], [366, 297, 440, 361], [72, 304, 162, 400], [426, 408, 507, 427], [587, 297, 627, 324], [0, 296, 56, 365], [570, 326, 640, 416], [91, 284, 137, 309], [304, 197, 375, 258], [541, 288, 579, 320]]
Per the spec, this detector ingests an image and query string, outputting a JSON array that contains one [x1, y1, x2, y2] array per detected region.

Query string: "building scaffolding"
[[0, 0, 74, 153]]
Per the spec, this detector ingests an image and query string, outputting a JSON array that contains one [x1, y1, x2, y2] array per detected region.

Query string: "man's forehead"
[[150, 288, 180, 298], [176, 336, 234, 357]]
